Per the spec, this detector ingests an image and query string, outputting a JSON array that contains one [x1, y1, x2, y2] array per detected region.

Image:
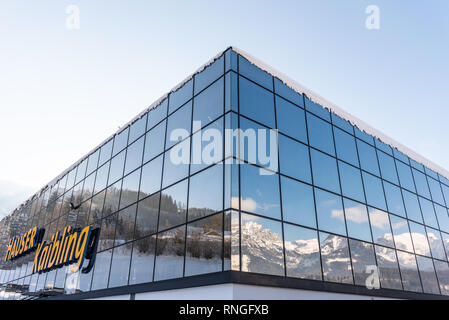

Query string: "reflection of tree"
[[134, 194, 159, 239], [158, 193, 186, 230], [156, 228, 185, 257], [186, 214, 222, 261]]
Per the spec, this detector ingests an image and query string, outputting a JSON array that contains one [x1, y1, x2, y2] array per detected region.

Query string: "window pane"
[[396, 160, 416, 192], [319, 232, 353, 284], [435, 204, 449, 233], [334, 127, 358, 167], [281, 176, 316, 228], [114, 204, 137, 245], [426, 227, 446, 261], [412, 168, 431, 198], [416, 256, 440, 295], [419, 197, 438, 228], [390, 215, 413, 253], [162, 139, 190, 188], [311, 149, 340, 194], [75, 159, 87, 185], [108, 150, 126, 185], [159, 180, 187, 231], [402, 190, 423, 223], [397, 251, 422, 292], [140, 155, 163, 198], [193, 77, 223, 128], [154, 226, 186, 281], [169, 79, 193, 114], [185, 214, 223, 277], [354, 127, 374, 146], [239, 56, 273, 90], [375, 245, 402, 290], [108, 243, 132, 288], [274, 78, 303, 107], [124, 136, 144, 175], [383, 181, 406, 217], [344, 199, 372, 242], [112, 128, 129, 157], [103, 180, 121, 217], [276, 96, 307, 143], [134, 193, 160, 239], [98, 212, 117, 251], [225, 71, 238, 112], [190, 117, 223, 174], [349, 239, 376, 286], [409, 222, 431, 257], [129, 235, 156, 285], [129, 114, 147, 144], [362, 172, 386, 210], [442, 232, 449, 261], [241, 214, 284, 276], [239, 76, 275, 128], [378, 151, 398, 185], [94, 162, 110, 195], [194, 56, 224, 95], [434, 261, 449, 295], [188, 164, 223, 221], [86, 149, 100, 176], [90, 249, 112, 291], [331, 113, 353, 135], [338, 161, 365, 202], [240, 164, 281, 219], [144, 120, 166, 163], [89, 191, 105, 224], [307, 113, 334, 156], [166, 101, 192, 149], [375, 139, 392, 156], [305, 98, 330, 121], [120, 169, 141, 209], [369, 207, 394, 247], [357, 140, 379, 176], [428, 177, 445, 206], [82, 172, 95, 202], [99, 139, 113, 166], [284, 223, 321, 280], [147, 99, 167, 131], [279, 135, 311, 183], [315, 188, 346, 236]]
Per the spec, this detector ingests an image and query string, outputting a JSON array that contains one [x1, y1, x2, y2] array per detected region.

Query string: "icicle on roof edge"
[[230, 46, 449, 180]]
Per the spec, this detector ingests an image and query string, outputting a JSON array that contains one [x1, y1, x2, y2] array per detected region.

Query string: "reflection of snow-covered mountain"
[[239, 219, 449, 284]]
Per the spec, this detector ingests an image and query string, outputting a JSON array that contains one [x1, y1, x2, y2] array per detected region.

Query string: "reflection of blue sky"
[[240, 164, 281, 219]]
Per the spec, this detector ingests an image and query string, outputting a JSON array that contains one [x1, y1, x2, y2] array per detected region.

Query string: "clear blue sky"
[[0, 0, 448, 218]]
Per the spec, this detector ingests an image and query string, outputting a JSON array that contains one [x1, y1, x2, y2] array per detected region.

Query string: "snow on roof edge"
[[230, 46, 449, 180]]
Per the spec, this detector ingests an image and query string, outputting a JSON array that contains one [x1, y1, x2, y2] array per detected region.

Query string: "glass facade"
[[1, 48, 449, 299]]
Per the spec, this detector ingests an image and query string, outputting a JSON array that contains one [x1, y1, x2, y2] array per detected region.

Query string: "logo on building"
[[4, 226, 100, 275]]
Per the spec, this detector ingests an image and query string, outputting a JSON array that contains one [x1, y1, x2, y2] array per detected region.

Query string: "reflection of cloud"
[[332, 205, 368, 223], [331, 209, 344, 221], [231, 197, 279, 213], [231, 197, 257, 212], [391, 220, 407, 230], [369, 209, 390, 229]]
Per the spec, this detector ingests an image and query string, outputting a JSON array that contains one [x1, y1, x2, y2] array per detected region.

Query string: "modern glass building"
[[1, 47, 449, 300]]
